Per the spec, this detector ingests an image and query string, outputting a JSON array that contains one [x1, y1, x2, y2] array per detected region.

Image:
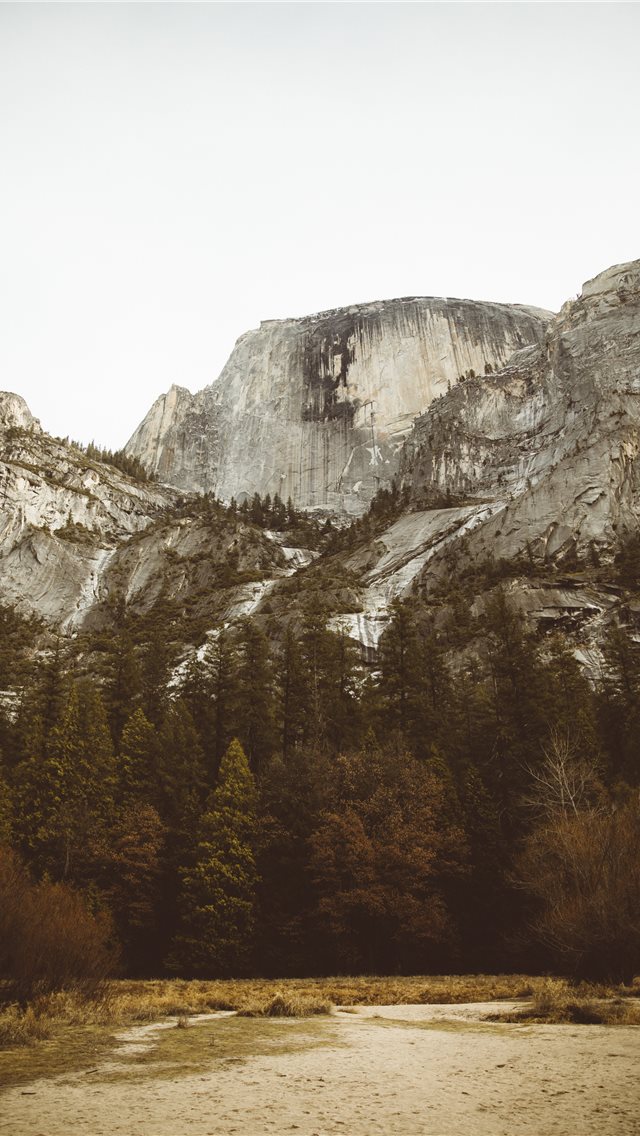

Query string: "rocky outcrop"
[[400, 260, 640, 570], [0, 413, 174, 627], [0, 405, 297, 634], [317, 261, 640, 651], [0, 392, 42, 433], [2, 259, 638, 649], [125, 298, 551, 515]]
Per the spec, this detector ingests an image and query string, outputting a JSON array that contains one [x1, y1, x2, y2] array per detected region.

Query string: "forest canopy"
[[1, 578, 639, 990]]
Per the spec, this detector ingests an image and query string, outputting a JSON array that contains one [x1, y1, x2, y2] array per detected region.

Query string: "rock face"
[[0, 405, 174, 627], [0, 391, 42, 433], [400, 260, 640, 568], [125, 297, 551, 515], [0, 403, 293, 633], [320, 260, 640, 651], [2, 258, 638, 647]]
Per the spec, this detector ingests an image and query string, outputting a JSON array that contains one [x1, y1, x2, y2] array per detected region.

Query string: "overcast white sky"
[[1, 3, 638, 448]]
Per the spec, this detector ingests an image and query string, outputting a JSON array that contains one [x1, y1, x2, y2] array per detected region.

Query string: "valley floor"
[[1, 1001, 638, 1136]]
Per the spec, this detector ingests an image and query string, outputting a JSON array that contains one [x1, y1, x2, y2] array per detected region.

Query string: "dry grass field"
[[1, 993, 639, 1136], [1, 973, 637, 1049]]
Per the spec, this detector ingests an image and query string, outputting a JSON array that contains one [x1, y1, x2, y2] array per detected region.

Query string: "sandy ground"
[[0, 1002, 638, 1136]]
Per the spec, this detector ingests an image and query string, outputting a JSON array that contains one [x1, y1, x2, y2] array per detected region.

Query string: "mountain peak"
[[0, 391, 42, 434]]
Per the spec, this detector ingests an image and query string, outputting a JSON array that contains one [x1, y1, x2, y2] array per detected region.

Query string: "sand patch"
[[1, 1003, 638, 1135]]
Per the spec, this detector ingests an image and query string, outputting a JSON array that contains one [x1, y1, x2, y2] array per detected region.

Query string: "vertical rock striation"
[[401, 260, 640, 565], [125, 297, 552, 514]]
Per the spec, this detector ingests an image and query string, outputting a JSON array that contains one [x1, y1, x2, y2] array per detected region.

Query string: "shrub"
[[0, 845, 117, 1002], [493, 979, 640, 1025], [515, 798, 640, 983], [0, 1004, 51, 1047]]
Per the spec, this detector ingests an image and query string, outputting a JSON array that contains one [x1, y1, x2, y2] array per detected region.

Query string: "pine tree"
[[97, 801, 165, 974], [181, 655, 216, 764], [105, 630, 142, 744], [297, 608, 358, 751], [142, 626, 172, 725], [481, 587, 549, 813], [169, 738, 258, 976], [255, 744, 330, 975], [0, 769, 13, 844], [542, 637, 600, 759], [409, 613, 454, 759], [156, 700, 206, 835], [599, 622, 640, 784], [233, 618, 276, 772], [15, 682, 116, 882], [119, 707, 158, 805], [250, 492, 264, 526], [454, 764, 512, 968], [276, 625, 307, 760], [323, 627, 362, 754], [271, 492, 286, 530], [209, 632, 238, 773], [377, 599, 419, 735]]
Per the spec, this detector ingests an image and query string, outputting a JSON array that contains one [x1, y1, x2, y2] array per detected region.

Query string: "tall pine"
[[169, 738, 258, 976]]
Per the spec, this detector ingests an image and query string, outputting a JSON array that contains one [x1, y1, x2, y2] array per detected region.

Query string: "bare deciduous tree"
[[523, 730, 604, 819]]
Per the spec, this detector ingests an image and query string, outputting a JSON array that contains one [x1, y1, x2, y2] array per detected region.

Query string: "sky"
[[1, 3, 638, 449]]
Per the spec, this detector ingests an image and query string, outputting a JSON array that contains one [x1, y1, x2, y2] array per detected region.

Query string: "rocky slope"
[[401, 259, 640, 566], [125, 297, 551, 516], [0, 396, 171, 628], [2, 259, 638, 657], [318, 260, 640, 652], [0, 396, 288, 634]]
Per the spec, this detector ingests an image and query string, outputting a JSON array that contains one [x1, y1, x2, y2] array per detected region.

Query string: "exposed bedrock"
[[400, 260, 640, 568], [0, 408, 174, 627], [125, 297, 551, 515]]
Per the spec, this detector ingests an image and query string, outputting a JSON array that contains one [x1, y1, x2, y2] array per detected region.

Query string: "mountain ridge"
[[125, 294, 552, 514], [0, 258, 638, 658]]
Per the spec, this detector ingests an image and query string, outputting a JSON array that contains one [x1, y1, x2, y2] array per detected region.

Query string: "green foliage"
[[233, 619, 277, 772], [0, 603, 42, 691], [95, 802, 165, 974], [82, 442, 155, 483], [156, 701, 206, 835], [169, 739, 258, 976], [614, 532, 640, 590], [14, 682, 116, 882], [2, 543, 640, 984], [119, 708, 158, 804], [598, 621, 640, 784], [0, 773, 13, 845]]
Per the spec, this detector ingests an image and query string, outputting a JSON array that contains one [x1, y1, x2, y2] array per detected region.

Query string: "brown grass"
[[1, 973, 637, 1049], [237, 992, 333, 1018], [0, 1004, 52, 1047], [487, 978, 640, 1025]]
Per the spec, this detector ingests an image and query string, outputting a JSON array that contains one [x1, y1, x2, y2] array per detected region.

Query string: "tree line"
[[1, 590, 639, 992]]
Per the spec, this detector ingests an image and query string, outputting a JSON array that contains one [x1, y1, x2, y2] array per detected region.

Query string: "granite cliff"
[[1, 260, 638, 656], [0, 397, 286, 632], [402, 259, 640, 565], [322, 260, 640, 651], [125, 297, 551, 515]]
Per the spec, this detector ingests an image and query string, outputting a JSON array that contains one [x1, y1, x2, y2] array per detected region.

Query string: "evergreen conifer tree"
[[105, 630, 142, 744], [233, 619, 276, 772], [16, 682, 116, 881], [119, 707, 158, 804], [169, 738, 258, 976], [156, 701, 206, 835]]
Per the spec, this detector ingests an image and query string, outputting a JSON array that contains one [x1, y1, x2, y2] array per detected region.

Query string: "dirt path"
[[1, 1003, 638, 1135]]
